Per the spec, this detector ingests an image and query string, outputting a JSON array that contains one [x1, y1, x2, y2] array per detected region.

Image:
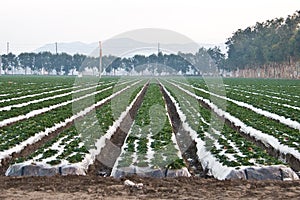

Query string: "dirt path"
[[0, 175, 300, 199]]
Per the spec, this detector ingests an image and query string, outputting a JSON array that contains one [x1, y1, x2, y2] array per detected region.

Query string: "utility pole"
[[55, 42, 58, 54], [0, 52, 2, 76], [156, 42, 160, 76], [6, 42, 13, 75], [296, 61, 299, 79], [99, 41, 102, 76], [158, 42, 160, 54], [6, 42, 9, 54]]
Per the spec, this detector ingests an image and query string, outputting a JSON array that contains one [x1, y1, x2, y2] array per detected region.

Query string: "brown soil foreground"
[[0, 176, 299, 200]]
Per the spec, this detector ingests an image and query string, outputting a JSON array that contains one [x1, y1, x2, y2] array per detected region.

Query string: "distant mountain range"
[[34, 38, 226, 56]]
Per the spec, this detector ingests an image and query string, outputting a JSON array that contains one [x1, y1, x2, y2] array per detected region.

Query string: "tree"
[[34, 52, 52, 74], [1, 53, 17, 74], [60, 53, 73, 75], [207, 47, 225, 69], [18, 53, 35, 75], [72, 54, 86, 74]]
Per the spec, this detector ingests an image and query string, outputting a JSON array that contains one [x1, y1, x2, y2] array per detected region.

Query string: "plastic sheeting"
[[226, 165, 299, 180], [5, 163, 86, 176], [112, 166, 191, 178]]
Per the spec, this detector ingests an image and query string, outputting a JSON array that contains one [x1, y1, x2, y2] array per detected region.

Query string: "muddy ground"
[[0, 175, 300, 199]]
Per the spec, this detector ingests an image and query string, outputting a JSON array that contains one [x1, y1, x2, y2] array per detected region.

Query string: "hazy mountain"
[[34, 38, 226, 56]]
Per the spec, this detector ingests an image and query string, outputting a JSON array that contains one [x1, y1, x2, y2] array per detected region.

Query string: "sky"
[[0, 0, 300, 54]]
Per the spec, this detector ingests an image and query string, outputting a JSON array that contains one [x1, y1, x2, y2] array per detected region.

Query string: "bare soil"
[[0, 175, 300, 199]]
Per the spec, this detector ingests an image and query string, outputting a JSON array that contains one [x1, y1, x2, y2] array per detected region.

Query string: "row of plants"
[[223, 78, 300, 101], [170, 79, 300, 152], [186, 78, 300, 122], [0, 81, 117, 122], [227, 89, 300, 122], [12, 81, 146, 167], [227, 85, 299, 107], [0, 77, 120, 108], [0, 78, 139, 160], [162, 80, 284, 169], [115, 82, 186, 172], [0, 79, 105, 108], [0, 77, 118, 107], [0, 87, 112, 152], [0, 76, 77, 100], [0, 84, 114, 129], [0, 84, 75, 107], [185, 77, 299, 107]]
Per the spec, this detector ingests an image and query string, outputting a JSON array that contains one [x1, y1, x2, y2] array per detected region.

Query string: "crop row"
[[0, 81, 118, 121], [0, 76, 77, 100], [227, 89, 300, 121], [169, 79, 300, 150], [0, 79, 142, 164], [160, 80, 298, 180], [166, 79, 300, 171], [187, 78, 300, 122], [227, 86, 299, 107], [175, 79, 300, 130], [112, 82, 188, 177], [162, 81, 283, 167], [0, 79, 138, 128], [223, 78, 300, 100], [10, 81, 145, 168], [0, 77, 118, 108]]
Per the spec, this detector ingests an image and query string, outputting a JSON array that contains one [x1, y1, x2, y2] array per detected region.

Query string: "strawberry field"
[[0, 76, 299, 180]]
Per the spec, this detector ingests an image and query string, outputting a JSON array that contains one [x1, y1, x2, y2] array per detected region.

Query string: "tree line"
[[226, 10, 300, 70], [0, 47, 225, 75], [0, 52, 117, 75], [106, 47, 224, 75]]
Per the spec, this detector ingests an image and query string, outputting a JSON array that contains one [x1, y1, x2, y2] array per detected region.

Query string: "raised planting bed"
[[173, 78, 300, 130], [111, 82, 190, 178], [0, 79, 138, 167], [0, 76, 76, 100], [160, 80, 298, 180], [167, 79, 300, 172], [5, 80, 147, 176], [0, 81, 117, 122]]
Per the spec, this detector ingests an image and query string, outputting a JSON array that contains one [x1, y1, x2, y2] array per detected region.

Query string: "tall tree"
[[207, 47, 225, 69]]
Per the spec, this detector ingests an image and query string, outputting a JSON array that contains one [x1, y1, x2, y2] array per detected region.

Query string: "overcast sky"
[[0, 0, 299, 54]]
